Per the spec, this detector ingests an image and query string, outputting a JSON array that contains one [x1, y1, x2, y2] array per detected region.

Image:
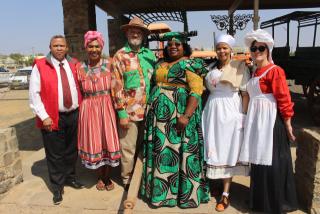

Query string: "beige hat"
[[120, 16, 150, 35]]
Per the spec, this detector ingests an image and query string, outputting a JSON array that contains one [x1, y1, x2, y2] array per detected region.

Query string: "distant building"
[[0, 57, 17, 71]]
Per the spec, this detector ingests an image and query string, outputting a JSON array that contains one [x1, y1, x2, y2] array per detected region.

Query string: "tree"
[[25, 57, 35, 66], [9, 53, 24, 65]]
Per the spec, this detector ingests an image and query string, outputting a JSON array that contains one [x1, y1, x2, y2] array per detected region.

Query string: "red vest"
[[34, 55, 82, 130]]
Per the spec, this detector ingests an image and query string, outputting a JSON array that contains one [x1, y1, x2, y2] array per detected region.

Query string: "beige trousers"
[[118, 121, 144, 185]]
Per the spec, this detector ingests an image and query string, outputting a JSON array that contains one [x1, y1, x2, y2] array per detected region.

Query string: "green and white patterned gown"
[[140, 58, 210, 208]]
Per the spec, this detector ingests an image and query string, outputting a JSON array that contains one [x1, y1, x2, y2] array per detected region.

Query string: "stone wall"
[[0, 128, 23, 198], [108, 17, 129, 57], [295, 128, 320, 213]]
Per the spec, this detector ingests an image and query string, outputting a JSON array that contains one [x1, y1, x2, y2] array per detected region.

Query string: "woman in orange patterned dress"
[[77, 31, 121, 191]]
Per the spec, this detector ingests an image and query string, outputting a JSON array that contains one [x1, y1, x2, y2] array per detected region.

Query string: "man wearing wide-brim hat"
[[111, 16, 156, 191], [120, 16, 151, 35]]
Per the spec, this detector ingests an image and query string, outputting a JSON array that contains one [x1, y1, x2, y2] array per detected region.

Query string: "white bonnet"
[[244, 29, 274, 63], [215, 34, 236, 49]]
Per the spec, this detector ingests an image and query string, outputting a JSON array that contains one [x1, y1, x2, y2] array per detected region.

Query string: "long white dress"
[[202, 68, 249, 179]]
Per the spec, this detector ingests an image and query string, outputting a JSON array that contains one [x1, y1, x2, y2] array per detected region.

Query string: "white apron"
[[239, 65, 277, 166], [202, 69, 249, 178]]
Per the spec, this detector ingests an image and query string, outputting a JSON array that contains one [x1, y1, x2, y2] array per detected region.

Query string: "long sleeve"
[[29, 64, 49, 121], [270, 67, 294, 119], [258, 66, 294, 119], [111, 54, 128, 119]]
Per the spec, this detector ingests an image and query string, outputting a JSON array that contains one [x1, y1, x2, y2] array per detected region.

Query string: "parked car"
[[9, 71, 30, 89], [0, 67, 9, 72], [17, 66, 32, 75]]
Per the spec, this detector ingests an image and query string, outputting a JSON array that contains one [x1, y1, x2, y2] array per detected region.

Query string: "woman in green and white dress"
[[140, 32, 210, 208]]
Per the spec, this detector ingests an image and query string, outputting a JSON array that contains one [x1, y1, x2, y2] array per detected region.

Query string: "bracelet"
[[182, 113, 192, 119]]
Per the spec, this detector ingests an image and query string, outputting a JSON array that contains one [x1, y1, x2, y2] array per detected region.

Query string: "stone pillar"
[[62, 0, 97, 60], [295, 128, 320, 213], [0, 128, 23, 198], [108, 16, 129, 57]]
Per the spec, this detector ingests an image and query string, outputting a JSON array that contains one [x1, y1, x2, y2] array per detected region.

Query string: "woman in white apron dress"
[[240, 29, 298, 213], [202, 34, 250, 212]]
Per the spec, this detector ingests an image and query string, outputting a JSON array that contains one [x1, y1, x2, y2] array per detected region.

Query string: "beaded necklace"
[[83, 60, 107, 83]]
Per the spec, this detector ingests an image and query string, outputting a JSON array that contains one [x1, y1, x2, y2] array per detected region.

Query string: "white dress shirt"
[[29, 56, 79, 121]]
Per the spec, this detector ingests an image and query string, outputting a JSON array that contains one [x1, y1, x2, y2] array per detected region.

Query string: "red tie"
[[59, 63, 72, 109]]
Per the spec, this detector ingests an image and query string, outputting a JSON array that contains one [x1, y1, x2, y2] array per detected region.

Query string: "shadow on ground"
[[208, 179, 250, 212], [31, 157, 129, 213], [31, 157, 123, 192], [13, 117, 43, 151]]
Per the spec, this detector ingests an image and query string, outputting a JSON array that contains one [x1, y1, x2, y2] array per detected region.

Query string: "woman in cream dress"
[[202, 34, 250, 212]]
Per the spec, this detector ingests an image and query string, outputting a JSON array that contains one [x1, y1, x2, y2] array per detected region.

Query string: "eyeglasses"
[[168, 42, 182, 47], [250, 46, 267, 52]]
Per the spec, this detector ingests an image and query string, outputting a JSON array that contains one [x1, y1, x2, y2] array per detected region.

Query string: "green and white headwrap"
[[159, 32, 188, 43]]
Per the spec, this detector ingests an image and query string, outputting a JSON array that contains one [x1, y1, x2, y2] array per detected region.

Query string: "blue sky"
[[0, 1, 319, 55]]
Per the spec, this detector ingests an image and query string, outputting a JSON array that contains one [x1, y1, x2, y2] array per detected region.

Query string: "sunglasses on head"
[[250, 45, 267, 52]]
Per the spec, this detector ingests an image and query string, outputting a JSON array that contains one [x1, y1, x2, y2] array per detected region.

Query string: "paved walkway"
[[0, 89, 307, 213], [0, 147, 245, 214], [0, 146, 304, 214]]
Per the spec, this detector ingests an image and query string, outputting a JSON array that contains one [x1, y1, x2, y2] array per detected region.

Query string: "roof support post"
[[108, 15, 130, 56], [313, 19, 318, 47], [272, 25, 274, 38], [286, 21, 290, 47], [228, 0, 242, 36], [228, 0, 242, 16], [297, 22, 301, 48], [182, 11, 188, 32], [62, 0, 97, 60], [253, 0, 260, 30], [228, 13, 235, 36]]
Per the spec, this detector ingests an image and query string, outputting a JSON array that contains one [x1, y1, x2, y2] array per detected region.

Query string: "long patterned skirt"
[[140, 86, 210, 208]]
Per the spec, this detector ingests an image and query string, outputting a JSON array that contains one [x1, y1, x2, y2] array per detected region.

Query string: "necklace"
[[89, 68, 100, 83], [84, 60, 104, 84]]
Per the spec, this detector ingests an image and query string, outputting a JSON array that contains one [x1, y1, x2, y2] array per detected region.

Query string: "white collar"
[[51, 56, 67, 66]]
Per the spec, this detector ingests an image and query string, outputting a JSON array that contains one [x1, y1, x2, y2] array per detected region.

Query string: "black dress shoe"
[[53, 190, 63, 205], [65, 180, 84, 189]]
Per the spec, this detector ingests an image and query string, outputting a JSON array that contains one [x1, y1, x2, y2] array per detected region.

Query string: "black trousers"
[[41, 109, 78, 192]]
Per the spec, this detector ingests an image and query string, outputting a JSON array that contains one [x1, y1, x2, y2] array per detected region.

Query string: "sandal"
[[105, 178, 114, 191], [215, 195, 230, 212], [96, 179, 105, 191]]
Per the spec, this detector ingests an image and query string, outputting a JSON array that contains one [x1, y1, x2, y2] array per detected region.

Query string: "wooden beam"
[[313, 19, 318, 47], [94, 0, 121, 18], [88, 0, 97, 30], [287, 22, 290, 47], [94, 0, 320, 14], [228, 0, 243, 16], [253, 0, 260, 30]]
